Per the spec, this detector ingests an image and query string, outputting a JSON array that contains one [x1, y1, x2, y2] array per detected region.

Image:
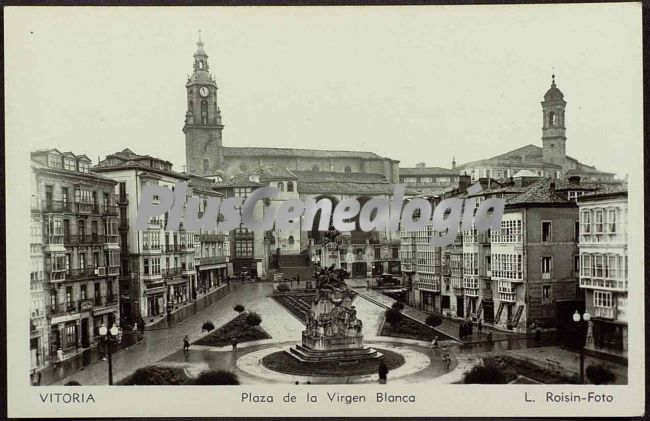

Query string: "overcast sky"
[[5, 4, 642, 178]]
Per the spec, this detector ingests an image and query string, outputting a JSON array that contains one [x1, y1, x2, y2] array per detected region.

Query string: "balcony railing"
[[163, 244, 180, 253], [199, 255, 228, 265], [42, 200, 73, 213], [66, 267, 100, 279], [49, 301, 81, 316], [592, 306, 617, 320], [101, 205, 119, 216], [93, 295, 118, 307], [415, 281, 441, 292], [198, 233, 226, 242], [464, 288, 479, 297], [162, 267, 182, 277], [499, 292, 517, 302], [63, 234, 106, 245]]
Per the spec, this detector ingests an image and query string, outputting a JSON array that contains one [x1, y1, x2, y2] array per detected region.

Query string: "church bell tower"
[[541, 74, 567, 173], [183, 32, 224, 176]]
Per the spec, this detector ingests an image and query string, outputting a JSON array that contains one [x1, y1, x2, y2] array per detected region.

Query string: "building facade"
[[93, 149, 198, 326], [578, 189, 628, 358], [31, 149, 121, 368]]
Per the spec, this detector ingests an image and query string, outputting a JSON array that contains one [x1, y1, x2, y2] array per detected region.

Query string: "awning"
[[167, 277, 188, 286], [145, 286, 166, 295]]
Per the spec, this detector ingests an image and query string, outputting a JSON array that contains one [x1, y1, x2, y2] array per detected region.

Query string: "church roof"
[[297, 181, 394, 195], [293, 170, 387, 184], [399, 166, 458, 176], [222, 146, 394, 161]]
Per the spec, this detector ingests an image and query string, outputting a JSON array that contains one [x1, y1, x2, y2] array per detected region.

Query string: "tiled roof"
[[506, 178, 571, 206], [579, 184, 628, 200], [293, 170, 387, 184], [212, 172, 265, 188], [257, 165, 298, 180], [93, 159, 190, 180], [399, 167, 458, 176], [298, 182, 395, 195], [222, 146, 392, 160]]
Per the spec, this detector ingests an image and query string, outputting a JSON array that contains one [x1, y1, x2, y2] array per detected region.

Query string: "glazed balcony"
[[162, 267, 182, 278], [63, 234, 106, 246], [198, 233, 226, 242], [579, 277, 628, 292], [592, 306, 617, 320], [199, 255, 228, 265]]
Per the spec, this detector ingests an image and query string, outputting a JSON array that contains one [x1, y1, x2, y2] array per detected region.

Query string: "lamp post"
[[99, 323, 120, 385], [572, 310, 591, 384]]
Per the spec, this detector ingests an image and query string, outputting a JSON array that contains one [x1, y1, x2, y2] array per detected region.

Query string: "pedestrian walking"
[[469, 322, 473, 336], [430, 335, 439, 348], [477, 319, 483, 334], [183, 335, 190, 351], [56, 347, 64, 367], [378, 358, 388, 384], [458, 323, 464, 339], [296, 274, 301, 287], [231, 337, 238, 350], [535, 326, 542, 342]]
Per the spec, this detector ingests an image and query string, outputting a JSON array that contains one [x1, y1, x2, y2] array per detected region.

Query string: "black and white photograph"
[[4, 4, 644, 418]]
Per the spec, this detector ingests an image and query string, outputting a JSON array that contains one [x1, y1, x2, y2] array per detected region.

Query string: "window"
[[580, 211, 591, 234], [79, 253, 86, 270], [78, 162, 89, 173], [287, 181, 294, 192], [288, 235, 294, 245], [152, 258, 160, 275], [344, 166, 352, 173], [574, 255, 580, 274], [593, 254, 604, 278], [277, 182, 284, 192], [594, 209, 604, 233], [607, 209, 617, 233], [202, 159, 210, 174], [144, 258, 150, 275], [568, 191, 583, 202], [80, 285, 87, 300], [64, 158, 76, 171], [549, 111, 556, 126], [200, 100, 208, 124], [65, 324, 77, 348], [580, 254, 591, 277], [48, 154, 63, 169], [541, 221, 552, 242], [594, 291, 612, 308], [542, 285, 551, 301], [541, 257, 552, 274]]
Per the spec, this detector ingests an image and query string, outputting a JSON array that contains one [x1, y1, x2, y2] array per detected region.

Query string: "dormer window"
[[48, 154, 63, 169], [78, 162, 90, 173], [64, 158, 76, 171]]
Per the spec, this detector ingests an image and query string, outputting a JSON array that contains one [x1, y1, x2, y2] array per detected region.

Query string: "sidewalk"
[[357, 287, 524, 344]]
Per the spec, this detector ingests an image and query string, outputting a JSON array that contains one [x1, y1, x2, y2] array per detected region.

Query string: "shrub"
[[233, 304, 245, 313], [586, 365, 616, 385], [391, 302, 405, 312], [463, 365, 507, 384], [202, 321, 215, 332], [122, 366, 187, 385], [64, 381, 81, 386], [193, 370, 240, 385], [425, 314, 443, 328], [245, 312, 262, 328], [385, 308, 403, 325], [277, 283, 290, 293]]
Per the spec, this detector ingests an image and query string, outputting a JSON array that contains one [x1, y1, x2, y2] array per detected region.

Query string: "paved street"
[[44, 280, 627, 386], [47, 282, 276, 385]]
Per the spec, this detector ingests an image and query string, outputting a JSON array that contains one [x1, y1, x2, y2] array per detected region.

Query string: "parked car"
[[376, 273, 400, 288]]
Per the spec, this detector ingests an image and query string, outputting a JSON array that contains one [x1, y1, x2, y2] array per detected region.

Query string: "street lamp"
[[572, 310, 591, 383], [99, 323, 120, 385]]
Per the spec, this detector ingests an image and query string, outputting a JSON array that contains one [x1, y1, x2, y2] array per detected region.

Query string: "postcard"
[[4, 3, 644, 418]]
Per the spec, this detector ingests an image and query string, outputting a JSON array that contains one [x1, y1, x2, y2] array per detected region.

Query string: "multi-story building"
[[578, 187, 628, 358], [31, 149, 121, 365], [187, 174, 230, 296], [93, 149, 198, 326]]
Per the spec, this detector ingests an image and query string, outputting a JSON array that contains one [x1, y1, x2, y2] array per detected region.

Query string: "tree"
[[276, 283, 290, 293], [391, 302, 405, 312], [122, 366, 187, 385], [463, 365, 507, 384], [586, 365, 616, 385], [202, 320, 215, 332], [193, 370, 240, 385], [245, 312, 262, 328], [425, 314, 443, 329], [385, 308, 403, 325], [233, 304, 245, 313]]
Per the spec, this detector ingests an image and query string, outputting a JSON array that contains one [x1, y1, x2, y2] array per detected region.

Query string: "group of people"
[[459, 320, 480, 339]]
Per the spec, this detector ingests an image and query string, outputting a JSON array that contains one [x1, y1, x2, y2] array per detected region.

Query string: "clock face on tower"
[[199, 87, 209, 97]]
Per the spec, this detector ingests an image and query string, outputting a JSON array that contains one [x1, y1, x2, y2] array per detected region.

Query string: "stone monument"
[[287, 266, 382, 363]]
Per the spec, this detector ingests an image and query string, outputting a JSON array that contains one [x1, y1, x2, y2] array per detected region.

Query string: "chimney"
[[416, 162, 426, 168], [458, 175, 470, 192], [568, 175, 581, 185], [549, 181, 556, 196]]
